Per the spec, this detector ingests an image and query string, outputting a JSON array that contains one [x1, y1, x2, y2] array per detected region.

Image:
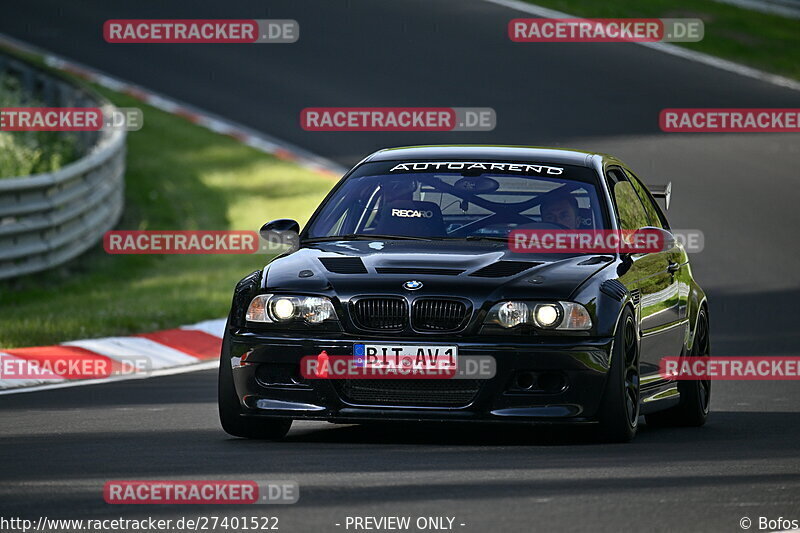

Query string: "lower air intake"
[[335, 379, 481, 407]]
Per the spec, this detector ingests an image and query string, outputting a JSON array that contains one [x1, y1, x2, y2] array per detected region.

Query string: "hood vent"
[[375, 267, 464, 276], [578, 256, 613, 266], [318, 257, 367, 274], [469, 261, 541, 278], [630, 289, 641, 305]]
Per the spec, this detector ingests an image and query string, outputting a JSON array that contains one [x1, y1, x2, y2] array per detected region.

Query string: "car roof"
[[363, 145, 608, 167]]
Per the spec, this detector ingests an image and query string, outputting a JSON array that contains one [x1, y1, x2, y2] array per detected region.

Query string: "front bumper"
[[227, 330, 614, 424]]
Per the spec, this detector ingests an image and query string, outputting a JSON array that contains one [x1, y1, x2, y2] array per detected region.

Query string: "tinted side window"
[[624, 169, 667, 229], [607, 168, 650, 231]]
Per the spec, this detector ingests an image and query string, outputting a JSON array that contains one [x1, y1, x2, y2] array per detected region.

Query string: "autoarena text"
[[389, 161, 564, 174], [660, 108, 800, 132], [300, 107, 496, 131], [103, 480, 298, 504], [660, 357, 800, 380], [0, 353, 150, 380], [510, 230, 665, 254], [300, 353, 496, 380], [103, 19, 299, 43], [509, 18, 703, 42], [0, 107, 143, 131]]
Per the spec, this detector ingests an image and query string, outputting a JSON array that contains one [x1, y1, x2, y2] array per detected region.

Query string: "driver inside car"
[[540, 192, 580, 229]]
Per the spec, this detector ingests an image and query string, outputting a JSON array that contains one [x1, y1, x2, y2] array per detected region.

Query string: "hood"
[[263, 240, 612, 302]]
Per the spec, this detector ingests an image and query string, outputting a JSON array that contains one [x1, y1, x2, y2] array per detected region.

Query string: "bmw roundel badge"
[[403, 280, 423, 290]]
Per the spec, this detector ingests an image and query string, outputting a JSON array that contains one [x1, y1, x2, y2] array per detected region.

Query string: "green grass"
[[521, 0, 800, 80], [0, 86, 335, 348]]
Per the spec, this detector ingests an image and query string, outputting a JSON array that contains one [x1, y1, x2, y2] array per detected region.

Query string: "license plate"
[[353, 344, 458, 372]]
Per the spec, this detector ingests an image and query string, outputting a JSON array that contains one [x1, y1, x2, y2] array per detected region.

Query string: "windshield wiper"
[[463, 235, 508, 242], [302, 234, 434, 243]]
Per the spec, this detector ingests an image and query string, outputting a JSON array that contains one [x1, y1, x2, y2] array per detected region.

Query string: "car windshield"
[[306, 161, 607, 240]]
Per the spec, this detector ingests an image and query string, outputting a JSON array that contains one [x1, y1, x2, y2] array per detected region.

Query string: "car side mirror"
[[260, 219, 300, 239], [259, 219, 301, 253], [633, 226, 675, 252]]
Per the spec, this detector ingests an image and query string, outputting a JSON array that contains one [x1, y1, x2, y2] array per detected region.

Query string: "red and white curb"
[[0, 319, 226, 395], [0, 32, 346, 177]]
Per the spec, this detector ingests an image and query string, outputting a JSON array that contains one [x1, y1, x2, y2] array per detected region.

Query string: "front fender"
[[574, 277, 636, 339]]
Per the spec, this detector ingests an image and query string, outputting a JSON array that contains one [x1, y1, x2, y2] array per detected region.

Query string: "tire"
[[645, 308, 710, 428], [597, 307, 640, 443], [218, 326, 292, 440]]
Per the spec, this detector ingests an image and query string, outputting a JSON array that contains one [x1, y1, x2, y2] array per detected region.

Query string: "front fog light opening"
[[533, 303, 562, 328]]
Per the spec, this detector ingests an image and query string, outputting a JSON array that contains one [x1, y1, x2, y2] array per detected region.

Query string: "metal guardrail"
[[0, 53, 125, 280]]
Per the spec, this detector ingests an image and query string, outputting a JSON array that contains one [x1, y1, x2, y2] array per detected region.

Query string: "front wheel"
[[597, 307, 640, 443], [218, 327, 292, 440]]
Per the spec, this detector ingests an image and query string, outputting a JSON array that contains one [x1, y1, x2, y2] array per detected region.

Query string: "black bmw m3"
[[218, 146, 710, 442]]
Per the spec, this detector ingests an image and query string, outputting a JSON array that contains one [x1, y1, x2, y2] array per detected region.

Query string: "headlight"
[[497, 301, 529, 328], [246, 294, 337, 325], [558, 301, 593, 330], [533, 303, 560, 328], [245, 294, 269, 322], [485, 301, 592, 331], [272, 297, 296, 320], [300, 296, 335, 324]]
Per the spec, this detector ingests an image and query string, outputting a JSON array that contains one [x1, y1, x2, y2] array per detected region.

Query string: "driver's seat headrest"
[[577, 208, 594, 229], [374, 201, 446, 237]]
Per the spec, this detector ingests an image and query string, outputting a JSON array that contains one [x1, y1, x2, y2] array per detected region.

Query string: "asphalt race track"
[[1, 1, 800, 531]]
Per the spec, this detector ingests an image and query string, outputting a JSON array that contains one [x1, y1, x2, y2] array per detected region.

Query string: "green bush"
[[0, 75, 78, 178]]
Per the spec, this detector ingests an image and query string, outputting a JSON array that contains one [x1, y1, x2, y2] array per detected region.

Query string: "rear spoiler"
[[648, 182, 672, 210]]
